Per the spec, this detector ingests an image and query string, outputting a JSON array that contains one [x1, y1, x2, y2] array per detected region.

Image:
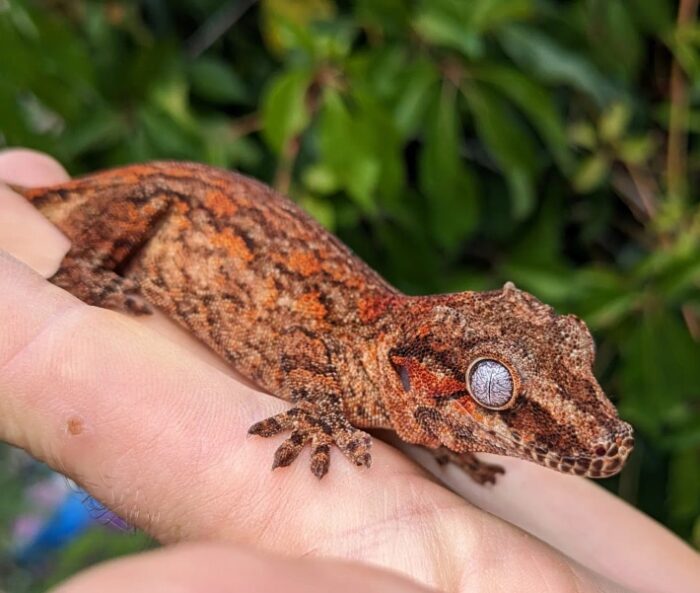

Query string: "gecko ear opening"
[[466, 358, 519, 410], [397, 365, 411, 392]]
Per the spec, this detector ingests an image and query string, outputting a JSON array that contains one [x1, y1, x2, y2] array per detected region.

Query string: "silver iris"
[[468, 359, 513, 408]]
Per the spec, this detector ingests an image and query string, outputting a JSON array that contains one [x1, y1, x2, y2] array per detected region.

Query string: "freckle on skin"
[[66, 416, 84, 435]]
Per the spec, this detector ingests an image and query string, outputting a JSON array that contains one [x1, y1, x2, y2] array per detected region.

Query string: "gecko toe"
[[310, 442, 331, 479], [249, 404, 373, 477], [272, 430, 308, 469], [248, 416, 284, 438]]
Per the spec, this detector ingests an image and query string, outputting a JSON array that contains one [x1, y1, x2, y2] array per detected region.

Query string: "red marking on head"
[[391, 355, 465, 399]]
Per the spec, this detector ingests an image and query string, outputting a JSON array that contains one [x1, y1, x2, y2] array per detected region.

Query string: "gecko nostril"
[[594, 445, 607, 457]]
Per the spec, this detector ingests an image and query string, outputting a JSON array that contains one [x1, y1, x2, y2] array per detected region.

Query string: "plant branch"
[[666, 0, 698, 201], [186, 0, 259, 58]]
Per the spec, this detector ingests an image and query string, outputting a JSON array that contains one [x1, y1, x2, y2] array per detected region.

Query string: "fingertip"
[[0, 148, 70, 185]]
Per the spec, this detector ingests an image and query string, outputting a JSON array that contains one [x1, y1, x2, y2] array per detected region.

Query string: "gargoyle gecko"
[[11, 162, 634, 483]]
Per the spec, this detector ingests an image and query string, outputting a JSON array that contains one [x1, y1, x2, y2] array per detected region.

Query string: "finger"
[[50, 542, 435, 593], [0, 255, 630, 593], [0, 149, 71, 276], [408, 444, 700, 593]]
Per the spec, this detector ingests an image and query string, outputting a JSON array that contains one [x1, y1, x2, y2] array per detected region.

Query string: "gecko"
[[8, 161, 634, 483]]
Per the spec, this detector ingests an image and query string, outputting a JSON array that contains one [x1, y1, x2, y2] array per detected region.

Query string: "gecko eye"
[[467, 358, 515, 410]]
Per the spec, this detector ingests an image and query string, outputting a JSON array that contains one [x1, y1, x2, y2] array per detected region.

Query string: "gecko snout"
[[587, 420, 634, 477]]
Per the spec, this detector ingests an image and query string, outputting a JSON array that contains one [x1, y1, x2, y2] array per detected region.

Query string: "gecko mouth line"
[[497, 427, 634, 478]]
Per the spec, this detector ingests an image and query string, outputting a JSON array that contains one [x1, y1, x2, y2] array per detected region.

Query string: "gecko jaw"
[[502, 421, 635, 478]]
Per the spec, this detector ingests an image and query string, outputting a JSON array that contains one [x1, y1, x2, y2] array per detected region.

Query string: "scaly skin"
[[12, 161, 634, 482]]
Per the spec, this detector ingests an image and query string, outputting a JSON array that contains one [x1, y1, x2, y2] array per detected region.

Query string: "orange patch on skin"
[[261, 276, 279, 308], [172, 201, 191, 231], [295, 291, 327, 321], [205, 189, 238, 217], [174, 200, 190, 214], [287, 250, 322, 277], [211, 228, 253, 262], [344, 275, 364, 289]]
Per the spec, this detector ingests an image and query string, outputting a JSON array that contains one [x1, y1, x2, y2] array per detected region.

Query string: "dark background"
[[1, 0, 699, 589]]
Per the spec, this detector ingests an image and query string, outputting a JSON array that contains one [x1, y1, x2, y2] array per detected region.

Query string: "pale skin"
[[0, 149, 698, 593]]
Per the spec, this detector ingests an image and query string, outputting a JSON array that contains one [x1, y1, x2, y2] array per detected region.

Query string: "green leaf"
[[469, 0, 533, 33], [498, 25, 616, 105], [619, 309, 700, 433], [419, 89, 478, 250], [261, 68, 312, 154], [562, 267, 638, 329], [599, 102, 632, 143], [463, 83, 538, 218], [669, 448, 700, 521], [568, 121, 598, 149], [188, 57, 249, 105], [261, 0, 336, 56], [573, 153, 610, 193], [139, 105, 201, 159], [299, 193, 336, 230], [501, 264, 576, 303], [414, 0, 532, 57], [392, 59, 440, 138], [302, 163, 340, 195], [61, 108, 125, 159], [618, 135, 655, 164], [318, 89, 380, 212], [414, 11, 483, 58], [474, 64, 572, 172]]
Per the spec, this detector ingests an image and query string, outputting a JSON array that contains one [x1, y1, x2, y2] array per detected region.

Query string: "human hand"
[[1, 149, 698, 593]]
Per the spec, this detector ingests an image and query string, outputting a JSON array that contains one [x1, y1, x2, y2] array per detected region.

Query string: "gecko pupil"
[[467, 359, 513, 409]]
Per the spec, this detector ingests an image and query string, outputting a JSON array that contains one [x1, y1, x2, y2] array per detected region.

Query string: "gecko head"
[[391, 282, 633, 478]]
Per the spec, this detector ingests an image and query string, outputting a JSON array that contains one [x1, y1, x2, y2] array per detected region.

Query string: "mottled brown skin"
[[12, 162, 634, 482]]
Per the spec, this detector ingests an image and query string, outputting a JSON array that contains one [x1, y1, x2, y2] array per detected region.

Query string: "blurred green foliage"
[[1, 0, 700, 585]]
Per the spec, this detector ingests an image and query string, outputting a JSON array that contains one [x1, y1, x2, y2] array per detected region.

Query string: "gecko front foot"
[[248, 404, 372, 479], [434, 449, 505, 485]]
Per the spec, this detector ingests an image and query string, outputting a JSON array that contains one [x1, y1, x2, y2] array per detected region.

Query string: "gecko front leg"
[[248, 392, 373, 479], [433, 448, 505, 485]]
